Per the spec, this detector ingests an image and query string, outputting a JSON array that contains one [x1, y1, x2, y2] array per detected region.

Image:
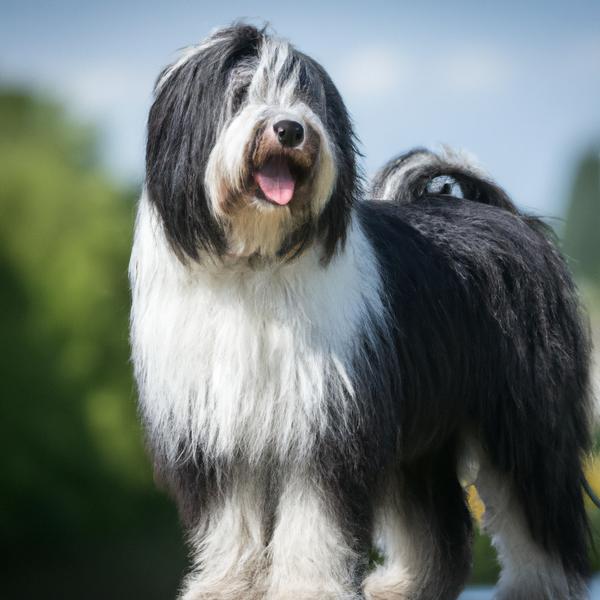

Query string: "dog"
[[129, 24, 592, 599]]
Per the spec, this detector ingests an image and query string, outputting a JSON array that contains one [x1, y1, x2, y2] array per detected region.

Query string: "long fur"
[[130, 25, 593, 600]]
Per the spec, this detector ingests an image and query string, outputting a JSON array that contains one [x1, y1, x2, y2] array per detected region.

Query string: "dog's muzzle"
[[251, 118, 319, 207]]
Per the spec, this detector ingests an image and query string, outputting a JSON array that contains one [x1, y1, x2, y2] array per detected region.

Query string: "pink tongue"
[[254, 157, 295, 205]]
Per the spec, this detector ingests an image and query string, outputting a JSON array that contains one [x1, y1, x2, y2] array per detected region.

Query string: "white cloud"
[[437, 46, 514, 94], [332, 42, 515, 102], [333, 45, 412, 98]]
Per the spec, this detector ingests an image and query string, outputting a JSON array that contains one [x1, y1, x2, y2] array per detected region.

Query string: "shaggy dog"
[[129, 24, 592, 599]]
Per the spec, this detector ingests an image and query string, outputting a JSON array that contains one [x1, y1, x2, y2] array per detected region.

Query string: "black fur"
[[146, 24, 358, 263], [146, 25, 263, 260], [371, 147, 518, 212], [138, 25, 593, 598], [304, 54, 361, 262], [358, 151, 592, 580]]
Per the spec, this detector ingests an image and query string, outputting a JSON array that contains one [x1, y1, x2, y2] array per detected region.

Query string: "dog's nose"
[[273, 120, 304, 147]]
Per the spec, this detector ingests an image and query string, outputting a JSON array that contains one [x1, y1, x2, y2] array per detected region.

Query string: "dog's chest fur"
[[130, 198, 383, 464]]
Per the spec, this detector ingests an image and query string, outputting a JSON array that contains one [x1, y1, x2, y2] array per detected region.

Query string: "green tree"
[[563, 146, 600, 286], [0, 89, 185, 599]]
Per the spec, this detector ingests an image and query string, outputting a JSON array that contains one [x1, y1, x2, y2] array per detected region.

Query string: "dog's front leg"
[[265, 472, 365, 600], [179, 471, 268, 600]]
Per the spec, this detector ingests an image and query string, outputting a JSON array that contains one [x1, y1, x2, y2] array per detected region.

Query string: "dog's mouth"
[[253, 155, 298, 206]]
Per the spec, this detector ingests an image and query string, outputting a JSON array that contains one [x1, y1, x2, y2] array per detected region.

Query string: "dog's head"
[[146, 24, 359, 263]]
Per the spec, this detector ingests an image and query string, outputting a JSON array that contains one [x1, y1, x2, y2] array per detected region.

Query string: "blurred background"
[[1, 1, 599, 598]]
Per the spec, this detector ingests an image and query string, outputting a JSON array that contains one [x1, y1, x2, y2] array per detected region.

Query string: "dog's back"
[[365, 149, 592, 597]]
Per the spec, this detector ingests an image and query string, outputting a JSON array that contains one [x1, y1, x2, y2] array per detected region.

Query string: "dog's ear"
[[145, 25, 265, 260], [303, 57, 362, 263]]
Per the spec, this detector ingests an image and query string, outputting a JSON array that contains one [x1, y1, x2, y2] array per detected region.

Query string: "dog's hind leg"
[[364, 446, 473, 600], [474, 452, 588, 600]]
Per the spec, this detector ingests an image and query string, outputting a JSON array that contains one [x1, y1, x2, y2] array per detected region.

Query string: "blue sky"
[[2, 0, 600, 215]]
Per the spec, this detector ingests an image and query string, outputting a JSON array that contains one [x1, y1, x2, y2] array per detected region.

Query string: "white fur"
[[363, 477, 432, 600], [374, 146, 488, 202], [205, 98, 336, 257], [179, 468, 365, 599], [203, 37, 337, 257], [375, 150, 431, 202], [204, 101, 336, 212], [129, 194, 383, 466], [248, 37, 297, 107], [154, 33, 337, 259], [266, 474, 361, 600], [180, 473, 267, 600], [475, 455, 586, 599]]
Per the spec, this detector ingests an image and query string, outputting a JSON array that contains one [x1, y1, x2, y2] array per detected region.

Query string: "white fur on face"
[[203, 37, 337, 258], [129, 193, 383, 466]]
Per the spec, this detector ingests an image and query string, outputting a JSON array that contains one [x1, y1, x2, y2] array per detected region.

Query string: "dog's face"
[[146, 24, 359, 263]]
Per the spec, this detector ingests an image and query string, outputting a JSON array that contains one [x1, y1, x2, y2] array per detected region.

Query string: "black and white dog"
[[129, 24, 592, 599]]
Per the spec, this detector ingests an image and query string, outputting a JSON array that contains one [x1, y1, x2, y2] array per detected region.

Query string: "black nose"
[[273, 120, 304, 147]]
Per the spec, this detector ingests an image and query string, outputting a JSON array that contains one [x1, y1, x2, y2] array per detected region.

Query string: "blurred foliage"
[[0, 87, 599, 597], [564, 146, 600, 290], [0, 89, 186, 599]]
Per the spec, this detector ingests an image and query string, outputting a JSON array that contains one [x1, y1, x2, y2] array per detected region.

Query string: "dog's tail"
[[370, 147, 519, 213]]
